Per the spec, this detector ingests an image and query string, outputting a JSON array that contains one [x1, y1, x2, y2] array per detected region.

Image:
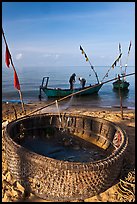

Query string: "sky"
[[2, 2, 135, 68]]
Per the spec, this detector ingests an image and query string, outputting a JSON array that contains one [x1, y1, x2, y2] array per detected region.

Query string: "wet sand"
[[2, 101, 135, 202]]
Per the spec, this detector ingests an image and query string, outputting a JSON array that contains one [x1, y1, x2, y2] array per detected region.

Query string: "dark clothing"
[[118, 74, 120, 80], [69, 73, 76, 90], [79, 78, 86, 88]]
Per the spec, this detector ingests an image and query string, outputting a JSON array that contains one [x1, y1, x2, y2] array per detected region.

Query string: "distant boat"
[[113, 77, 130, 90], [39, 77, 103, 99], [2, 99, 21, 104], [112, 41, 132, 91]]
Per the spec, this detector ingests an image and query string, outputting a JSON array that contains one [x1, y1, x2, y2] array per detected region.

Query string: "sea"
[[2, 65, 135, 110]]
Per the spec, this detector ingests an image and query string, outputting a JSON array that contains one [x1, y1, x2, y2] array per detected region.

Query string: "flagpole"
[[124, 41, 132, 80], [88, 59, 100, 84], [10, 60, 26, 113], [2, 28, 26, 113], [119, 43, 122, 74], [101, 66, 112, 83], [101, 53, 122, 83], [80, 46, 99, 84]]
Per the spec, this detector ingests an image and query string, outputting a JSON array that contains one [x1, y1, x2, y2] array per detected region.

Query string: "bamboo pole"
[[12, 105, 18, 120], [124, 42, 132, 78], [2, 28, 26, 113], [118, 75, 123, 119], [80, 46, 99, 84], [101, 53, 122, 83], [88, 60, 100, 84], [10, 59, 26, 113]]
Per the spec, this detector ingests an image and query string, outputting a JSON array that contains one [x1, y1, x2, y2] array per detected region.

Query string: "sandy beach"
[[2, 101, 135, 202]]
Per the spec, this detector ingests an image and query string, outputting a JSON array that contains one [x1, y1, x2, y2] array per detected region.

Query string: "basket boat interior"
[[4, 113, 128, 201], [7, 113, 124, 162]]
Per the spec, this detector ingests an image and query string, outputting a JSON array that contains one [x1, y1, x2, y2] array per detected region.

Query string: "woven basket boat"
[[3, 113, 128, 201]]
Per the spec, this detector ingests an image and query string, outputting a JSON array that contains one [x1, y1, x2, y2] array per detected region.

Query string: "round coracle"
[[3, 113, 128, 201]]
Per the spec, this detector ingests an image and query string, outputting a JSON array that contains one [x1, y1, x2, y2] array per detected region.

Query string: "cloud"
[[43, 54, 51, 58], [43, 53, 60, 60], [16, 53, 22, 60], [55, 54, 60, 59]]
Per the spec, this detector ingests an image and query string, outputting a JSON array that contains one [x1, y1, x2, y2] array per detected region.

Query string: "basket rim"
[[4, 113, 128, 170]]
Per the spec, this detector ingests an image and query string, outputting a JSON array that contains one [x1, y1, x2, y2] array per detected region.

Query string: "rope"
[[115, 169, 135, 202]]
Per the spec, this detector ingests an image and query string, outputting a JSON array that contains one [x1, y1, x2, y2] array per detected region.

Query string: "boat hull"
[[113, 80, 129, 90], [42, 84, 103, 98]]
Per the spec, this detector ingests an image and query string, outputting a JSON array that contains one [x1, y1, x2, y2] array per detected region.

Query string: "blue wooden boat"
[[38, 46, 105, 99], [39, 77, 103, 99], [39, 47, 103, 99], [112, 42, 131, 91], [2, 99, 21, 104], [113, 79, 129, 90]]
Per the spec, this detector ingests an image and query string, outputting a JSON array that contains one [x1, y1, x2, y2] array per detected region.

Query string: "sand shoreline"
[[2, 101, 135, 202], [2, 100, 135, 121]]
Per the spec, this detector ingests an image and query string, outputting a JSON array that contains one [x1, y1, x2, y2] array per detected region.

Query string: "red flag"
[[5, 45, 11, 68], [14, 70, 20, 90]]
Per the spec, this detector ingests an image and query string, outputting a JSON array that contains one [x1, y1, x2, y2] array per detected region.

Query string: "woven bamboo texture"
[[3, 113, 128, 201]]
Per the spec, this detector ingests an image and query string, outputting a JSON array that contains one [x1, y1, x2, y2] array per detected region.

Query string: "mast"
[[124, 41, 132, 80], [101, 53, 122, 83], [118, 43, 125, 81], [80, 45, 100, 84], [119, 43, 122, 73]]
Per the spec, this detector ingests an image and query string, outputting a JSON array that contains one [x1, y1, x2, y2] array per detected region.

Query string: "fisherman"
[[78, 77, 86, 88], [69, 73, 76, 90], [118, 74, 121, 81]]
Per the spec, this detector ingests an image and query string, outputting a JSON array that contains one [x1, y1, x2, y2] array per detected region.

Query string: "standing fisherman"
[[69, 73, 76, 90]]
